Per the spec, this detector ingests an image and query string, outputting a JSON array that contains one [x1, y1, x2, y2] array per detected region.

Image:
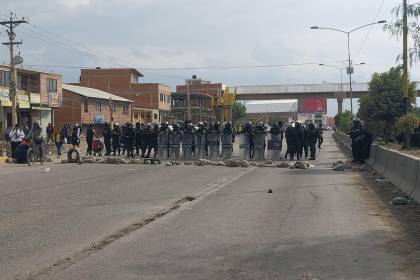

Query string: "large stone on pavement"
[[276, 162, 289, 168], [224, 159, 239, 167]]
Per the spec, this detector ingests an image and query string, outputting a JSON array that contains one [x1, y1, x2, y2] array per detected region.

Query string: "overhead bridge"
[[236, 82, 420, 100], [235, 82, 420, 114]]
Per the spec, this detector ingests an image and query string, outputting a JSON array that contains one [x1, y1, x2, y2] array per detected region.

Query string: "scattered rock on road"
[[392, 197, 408, 205], [276, 162, 289, 168], [165, 162, 173, 166], [184, 161, 193, 166], [333, 164, 345, 171]]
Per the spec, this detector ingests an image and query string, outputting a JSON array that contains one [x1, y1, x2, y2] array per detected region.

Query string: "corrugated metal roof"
[[245, 100, 298, 113], [63, 84, 133, 102]]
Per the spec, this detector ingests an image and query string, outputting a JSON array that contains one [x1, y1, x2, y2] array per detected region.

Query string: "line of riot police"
[[100, 121, 235, 161], [239, 121, 324, 161], [99, 120, 323, 161]]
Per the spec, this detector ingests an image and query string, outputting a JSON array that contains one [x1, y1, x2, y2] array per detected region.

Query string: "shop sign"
[[30, 92, 41, 104], [48, 92, 62, 107], [94, 114, 105, 124], [18, 95, 30, 109]]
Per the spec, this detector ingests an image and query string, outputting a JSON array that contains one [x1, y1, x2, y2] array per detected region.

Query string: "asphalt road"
[[0, 132, 415, 279]]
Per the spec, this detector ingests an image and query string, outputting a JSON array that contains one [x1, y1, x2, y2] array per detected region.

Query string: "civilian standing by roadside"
[[53, 130, 63, 158], [9, 124, 25, 159], [46, 123, 54, 144], [86, 124, 95, 156]]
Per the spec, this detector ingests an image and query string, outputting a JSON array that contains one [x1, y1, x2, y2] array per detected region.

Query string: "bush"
[[334, 111, 352, 133], [396, 112, 420, 148]]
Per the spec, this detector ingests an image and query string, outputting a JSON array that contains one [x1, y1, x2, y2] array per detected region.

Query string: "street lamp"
[[311, 21, 386, 116], [318, 62, 365, 93]]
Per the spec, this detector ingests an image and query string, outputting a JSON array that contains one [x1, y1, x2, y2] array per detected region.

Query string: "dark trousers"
[[304, 144, 309, 158], [126, 144, 134, 158], [86, 140, 93, 155], [146, 146, 157, 158], [105, 140, 111, 156], [309, 143, 316, 159], [112, 143, 120, 156], [55, 142, 62, 156], [11, 141, 20, 158]]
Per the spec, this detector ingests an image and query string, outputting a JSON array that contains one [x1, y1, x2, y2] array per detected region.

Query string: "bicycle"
[[26, 139, 47, 166]]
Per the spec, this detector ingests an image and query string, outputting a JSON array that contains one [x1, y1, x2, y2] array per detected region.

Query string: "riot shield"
[[239, 133, 251, 160], [158, 131, 169, 159], [253, 131, 266, 161], [207, 131, 221, 160], [169, 131, 182, 160], [182, 131, 195, 160], [267, 133, 282, 161], [195, 132, 206, 159], [221, 132, 233, 159]]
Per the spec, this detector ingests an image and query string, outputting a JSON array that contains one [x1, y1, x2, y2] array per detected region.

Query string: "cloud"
[[59, 0, 92, 9]]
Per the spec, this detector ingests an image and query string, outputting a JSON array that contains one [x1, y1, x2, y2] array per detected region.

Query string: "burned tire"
[[67, 148, 80, 163]]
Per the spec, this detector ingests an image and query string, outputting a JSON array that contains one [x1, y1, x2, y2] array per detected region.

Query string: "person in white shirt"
[[9, 124, 25, 159]]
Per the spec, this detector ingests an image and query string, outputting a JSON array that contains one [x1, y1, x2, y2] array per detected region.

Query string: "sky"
[[0, 0, 418, 116]]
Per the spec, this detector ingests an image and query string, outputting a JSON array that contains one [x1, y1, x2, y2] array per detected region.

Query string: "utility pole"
[[402, 0, 409, 113], [0, 12, 27, 127], [186, 79, 191, 121]]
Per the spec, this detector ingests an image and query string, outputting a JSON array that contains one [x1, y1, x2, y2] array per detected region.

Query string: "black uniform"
[[146, 124, 159, 158], [285, 125, 295, 159], [241, 122, 254, 159], [135, 123, 142, 156], [111, 125, 121, 156], [349, 119, 362, 163], [86, 126, 94, 156], [124, 124, 136, 158], [294, 123, 305, 160], [103, 123, 112, 156], [306, 123, 321, 160]]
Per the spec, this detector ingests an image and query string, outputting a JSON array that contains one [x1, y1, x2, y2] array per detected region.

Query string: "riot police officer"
[[158, 122, 170, 159], [195, 122, 207, 159], [268, 121, 282, 161], [135, 122, 142, 156], [294, 122, 305, 160], [207, 122, 221, 160], [125, 123, 136, 158], [350, 118, 362, 163], [285, 123, 295, 160], [103, 122, 112, 156], [240, 121, 254, 160], [253, 122, 267, 161], [182, 122, 196, 160], [221, 122, 235, 159], [111, 123, 121, 156], [306, 123, 321, 160], [146, 123, 159, 158], [169, 123, 182, 160]]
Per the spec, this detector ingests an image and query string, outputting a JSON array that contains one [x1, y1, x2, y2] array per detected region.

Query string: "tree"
[[396, 112, 420, 148], [358, 67, 416, 141], [384, 2, 420, 64], [232, 102, 247, 125], [334, 111, 352, 132]]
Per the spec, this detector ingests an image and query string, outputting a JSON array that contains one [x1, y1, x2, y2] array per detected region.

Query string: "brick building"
[[79, 68, 171, 123], [0, 65, 62, 134], [175, 76, 226, 122], [169, 92, 214, 124], [54, 84, 132, 129]]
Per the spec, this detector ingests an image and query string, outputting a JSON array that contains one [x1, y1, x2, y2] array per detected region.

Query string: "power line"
[[354, 0, 386, 59], [22, 60, 347, 71]]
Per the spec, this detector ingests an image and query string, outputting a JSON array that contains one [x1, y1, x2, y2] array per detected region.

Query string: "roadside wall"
[[333, 131, 420, 202]]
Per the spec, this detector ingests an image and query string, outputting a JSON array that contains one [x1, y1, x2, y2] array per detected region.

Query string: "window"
[[0, 70, 10, 87], [160, 93, 164, 102], [83, 97, 88, 113], [154, 113, 158, 120], [123, 104, 129, 115], [17, 75, 28, 90], [134, 113, 139, 119], [112, 103, 116, 112], [141, 113, 145, 119], [94, 102, 101, 112], [46, 78, 57, 92]]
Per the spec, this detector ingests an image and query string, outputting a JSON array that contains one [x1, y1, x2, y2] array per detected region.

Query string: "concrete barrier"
[[333, 132, 420, 202], [333, 131, 352, 150]]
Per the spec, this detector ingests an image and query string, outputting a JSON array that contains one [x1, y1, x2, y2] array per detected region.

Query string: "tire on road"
[[67, 148, 80, 163]]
